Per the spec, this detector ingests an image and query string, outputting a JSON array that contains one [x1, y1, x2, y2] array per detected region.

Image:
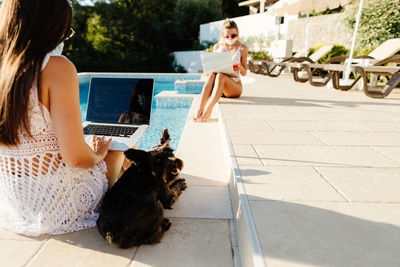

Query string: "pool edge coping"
[[217, 105, 267, 267]]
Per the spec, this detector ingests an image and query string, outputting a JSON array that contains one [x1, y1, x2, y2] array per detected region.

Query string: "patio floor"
[[220, 72, 400, 267]]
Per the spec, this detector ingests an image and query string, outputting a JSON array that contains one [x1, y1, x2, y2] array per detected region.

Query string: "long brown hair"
[[0, 0, 72, 146]]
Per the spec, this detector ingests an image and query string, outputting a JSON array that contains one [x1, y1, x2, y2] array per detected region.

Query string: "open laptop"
[[200, 51, 238, 77], [82, 77, 154, 151]]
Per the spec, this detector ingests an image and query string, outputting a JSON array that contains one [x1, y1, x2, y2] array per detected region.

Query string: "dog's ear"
[[160, 129, 170, 145], [124, 149, 148, 162]]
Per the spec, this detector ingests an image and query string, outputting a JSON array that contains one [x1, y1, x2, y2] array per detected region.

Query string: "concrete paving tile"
[[0, 240, 46, 267], [177, 117, 229, 185], [176, 147, 229, 184], [27, 228, 136, 266], [316, 167, 400, 202], [224, 119, 274, 130], [0, 227, 48, 241], [312, 132, 400, 146], [253, 145, 400, 167], [221, 103, 344, 113], [381, 111, 400, 121], [372, 147, 400, 163], [250, 200, 400, 267], [314, 111, 398, 122], [180, 173, 228, 187], [229, 130, 325, 145], [132, 218, 233, 267], [361, 121, 400, 132], [235, 112, 321, 121], [232, 144, 263, 166], [268, 121, 370, 132], [164, 185, 232, 219], [240, 166, 345, 201]]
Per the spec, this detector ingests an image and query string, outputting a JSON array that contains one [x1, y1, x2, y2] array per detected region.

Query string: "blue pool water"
[[78, 73, 200, 151]]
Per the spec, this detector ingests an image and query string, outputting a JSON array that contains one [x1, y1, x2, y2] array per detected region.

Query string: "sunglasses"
[[224, 34, 237, 39], [64, 28, 75, 40]]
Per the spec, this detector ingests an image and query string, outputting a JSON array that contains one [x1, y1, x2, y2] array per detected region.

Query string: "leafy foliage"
[[173, 0, 223, 51], [248, 50, 270, 60], [307, 43, 348, 63], [63, 0, 238, 72], [221, 0, 247, 18], [345, 0, 400, 53]]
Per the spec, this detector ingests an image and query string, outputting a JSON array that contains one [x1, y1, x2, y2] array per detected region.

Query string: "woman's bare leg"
[[197, 73, 242, 122], [103, 151, 125, 189], [103, 145, 138, 189], [194, 73, 216, 120]]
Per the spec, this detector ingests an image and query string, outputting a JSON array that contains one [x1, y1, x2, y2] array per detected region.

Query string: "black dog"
[[96, 129, 186, 248]]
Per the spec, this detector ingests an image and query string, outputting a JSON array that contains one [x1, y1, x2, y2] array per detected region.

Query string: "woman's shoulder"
[[239, 42, 248, 51], [42, 55, 76, 73], [40, 55, 78, 94]]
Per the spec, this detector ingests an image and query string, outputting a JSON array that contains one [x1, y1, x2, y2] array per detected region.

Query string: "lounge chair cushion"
[[309, 44, 334, 62], [368, 38, 400, 60]]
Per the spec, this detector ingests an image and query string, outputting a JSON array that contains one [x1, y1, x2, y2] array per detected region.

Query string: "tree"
[[64, 0, 230, 71], [65, 0, 178, 72], [345, 0, 400, 53], [173, 0, 223, 50], [221, 0, 247, 18]]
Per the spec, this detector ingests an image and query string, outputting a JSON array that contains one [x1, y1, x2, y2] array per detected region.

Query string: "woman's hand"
[[91, 135, 112, 161]]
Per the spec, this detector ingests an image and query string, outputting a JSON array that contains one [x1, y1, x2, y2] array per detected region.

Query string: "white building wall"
[[200, 12, 297, 51], [172, 51, 203, 73]]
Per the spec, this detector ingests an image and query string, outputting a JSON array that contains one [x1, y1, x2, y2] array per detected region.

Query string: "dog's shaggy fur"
[[96, 129, 186, 248]]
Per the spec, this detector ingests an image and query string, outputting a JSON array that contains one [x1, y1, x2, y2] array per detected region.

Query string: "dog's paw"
[[176, 178, 187, 191], [171, 178, 187, 191], [162, 197, 174, 209], [161, 218, 171, 231]]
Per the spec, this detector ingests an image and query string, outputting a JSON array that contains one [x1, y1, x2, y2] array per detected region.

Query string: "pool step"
[[155, 91, 193, 108], [174, 79, 205, 94]]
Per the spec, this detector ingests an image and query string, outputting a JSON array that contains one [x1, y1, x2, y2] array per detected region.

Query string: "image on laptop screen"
[[86, 78, 154, 125]]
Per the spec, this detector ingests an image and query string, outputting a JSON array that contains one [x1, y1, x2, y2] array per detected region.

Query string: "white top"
[[0, 53, 108, 236]]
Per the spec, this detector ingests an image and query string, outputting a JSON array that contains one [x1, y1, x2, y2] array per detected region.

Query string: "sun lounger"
[[299, 38, 400, 88], [248, 50, 306, 76], [260, 44, 335, 78], [329, 56, 400, 98], [291, 55, 400, 98]]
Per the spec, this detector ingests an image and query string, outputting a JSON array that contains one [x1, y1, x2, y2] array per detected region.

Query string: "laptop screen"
[[86, 77, 154, 125]]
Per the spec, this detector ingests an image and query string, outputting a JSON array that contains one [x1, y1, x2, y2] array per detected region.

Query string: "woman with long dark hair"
[[0, 0, 126, 235]]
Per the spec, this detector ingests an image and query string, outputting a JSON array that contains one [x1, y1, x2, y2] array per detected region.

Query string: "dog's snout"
[[175, 158, 184, 170]]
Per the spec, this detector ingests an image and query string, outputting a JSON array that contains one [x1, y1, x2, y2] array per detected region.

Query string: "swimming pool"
[[78, 73, 201, 151]]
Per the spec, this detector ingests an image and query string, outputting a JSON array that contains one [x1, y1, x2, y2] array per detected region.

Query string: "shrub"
[[173, 0, 223, 51], [345, 0, 400, 53], [307, 43, 348, 63], [248, 50, 270, 60]]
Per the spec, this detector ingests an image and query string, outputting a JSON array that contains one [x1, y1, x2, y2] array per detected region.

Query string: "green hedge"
[[345, 0, 400, 55]]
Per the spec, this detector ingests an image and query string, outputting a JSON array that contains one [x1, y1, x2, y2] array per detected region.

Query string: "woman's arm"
[[41, 56, 110, 168], [213, 43, 220, 51], [239, 44, 248, 76]]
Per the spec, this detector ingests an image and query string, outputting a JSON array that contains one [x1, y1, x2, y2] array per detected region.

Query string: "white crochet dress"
[[0, 54, 108, 236]]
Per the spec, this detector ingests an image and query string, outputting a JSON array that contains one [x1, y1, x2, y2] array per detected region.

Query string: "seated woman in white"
[[194, 19, 248, 122]]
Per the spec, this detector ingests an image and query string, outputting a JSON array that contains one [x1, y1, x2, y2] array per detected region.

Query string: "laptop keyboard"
[[83, 124, 138, 137]]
